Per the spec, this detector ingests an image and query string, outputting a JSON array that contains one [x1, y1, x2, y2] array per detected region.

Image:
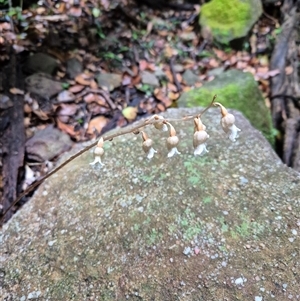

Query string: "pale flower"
[[167, 145, 181, 158], [141, 131, 157, 159], [90, 137, 105, 166], [215, 102, 241, 142], [194, 143, 209, 156], [193, 117, 209, 156], [166, 124, 181, 158]]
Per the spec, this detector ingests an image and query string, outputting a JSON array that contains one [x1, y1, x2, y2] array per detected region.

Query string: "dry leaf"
[[75, 74, 91, 86], [10, 87, 24, 95], [122, 74, 132, 86], [56, 119, 78, 137], [122, 107, 138, 121], [87, 116, 108, 135], [154, 89, 172, 107], [57, 90, 75, 102], [69, 7, 82, 17], [69, 85, 85, 93], [139, 59, 148, 71], [285, 66, 293, 75], [57, 104, 78, 116], [90, 80, 98, 89], [84, 93, 96, 103], [168, 91, 179, 101]]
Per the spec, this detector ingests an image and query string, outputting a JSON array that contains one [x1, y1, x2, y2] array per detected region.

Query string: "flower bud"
[[90, 137, 105, 166], [141, 131, 157, 159], [214, 102, 241, 142], [165, 122, 181, 157], [193, 117, 209, 156], [153, 115, 168, 132]]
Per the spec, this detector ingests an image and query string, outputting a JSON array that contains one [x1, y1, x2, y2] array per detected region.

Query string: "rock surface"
[[178, 69, 274, 145], [25, 125, 73, 162], [199, 0, 262, 44], [1, 108, 300, 300], [23, 53, 59, 75], [25, 73, 63, 100], [96, 73, 122, 92]]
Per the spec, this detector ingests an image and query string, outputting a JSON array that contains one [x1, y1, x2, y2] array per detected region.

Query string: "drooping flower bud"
[[141, 131, 157, 159], [165, 122, 181, 157], [153, 115, 168, 132], [214, 102, 241, 142], [90, 137, 105, 166], [193, 117, 209, 156]]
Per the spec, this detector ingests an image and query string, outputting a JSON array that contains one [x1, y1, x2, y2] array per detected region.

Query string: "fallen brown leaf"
[[87, 116, 108, 135], [75, 74, 92, 86], [69, 85, 85, 93], [10, 87, 24, 95], [285, 66, 293, 75], [57, 119, 78, 137]]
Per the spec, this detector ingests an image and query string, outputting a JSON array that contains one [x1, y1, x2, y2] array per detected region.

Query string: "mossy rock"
[[178, 69, 275, 145], [199, 0, 262, 44]]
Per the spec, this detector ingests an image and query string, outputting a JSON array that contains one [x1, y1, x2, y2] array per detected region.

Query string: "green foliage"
[[8, 6, 24, 21], [61, 82, 70, 89]]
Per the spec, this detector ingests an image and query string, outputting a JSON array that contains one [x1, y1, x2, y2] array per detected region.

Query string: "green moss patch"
[[178, 69, 275, 145], [200, 0, 262, 44]]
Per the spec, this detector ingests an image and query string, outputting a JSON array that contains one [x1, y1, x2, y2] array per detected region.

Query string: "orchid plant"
[[0, 95, 240, 224], [90, 96, 241, 166]]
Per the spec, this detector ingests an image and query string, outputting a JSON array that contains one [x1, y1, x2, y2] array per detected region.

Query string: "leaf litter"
[[0, 0, 289, 218]]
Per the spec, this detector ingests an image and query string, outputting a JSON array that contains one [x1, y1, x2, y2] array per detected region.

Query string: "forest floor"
[[0, 0, 299, 224]]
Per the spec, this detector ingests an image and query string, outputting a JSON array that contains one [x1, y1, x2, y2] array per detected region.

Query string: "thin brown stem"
[[0, 95, 217, 225]]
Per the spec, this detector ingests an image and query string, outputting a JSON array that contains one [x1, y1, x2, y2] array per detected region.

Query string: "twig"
[[0, 95, 217, 224], [170, 56, 182, 92]]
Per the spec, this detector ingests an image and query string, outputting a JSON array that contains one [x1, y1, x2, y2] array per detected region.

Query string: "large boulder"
[[178, 70, 275, 145], [199, 0, 262, 44], [1, 108, 300, 300]]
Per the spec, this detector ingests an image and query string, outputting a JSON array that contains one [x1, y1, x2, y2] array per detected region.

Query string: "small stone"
[[28, 291, 41, 299], [194, 247, 200, 255], [291, 229, 297, 235], [24, 53, 58, 74], [0, 94, 13, 109], [282, 283, 288, 289], [96, 73, 122, 91], [239, 176, 249, 185], [25, 73, 62, 99], [183, 246, 191, 256], [260, 287, 265, 292], [255, 296, 262, 301], [48, 240, 56, 246], [235, 277, 244, 285], [170, 258, 173, 263], [66, 57, 83, 79], [141, 71, 159, 87], [57, 90, 75, 103], [182, 69, 201, 86], [20, 296, 26, 301], [288, 238, 294, 243], [25, 125, 73, 162]]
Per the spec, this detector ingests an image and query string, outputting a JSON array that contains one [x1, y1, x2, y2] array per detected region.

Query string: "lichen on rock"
[[1, 108, 299, 300]]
